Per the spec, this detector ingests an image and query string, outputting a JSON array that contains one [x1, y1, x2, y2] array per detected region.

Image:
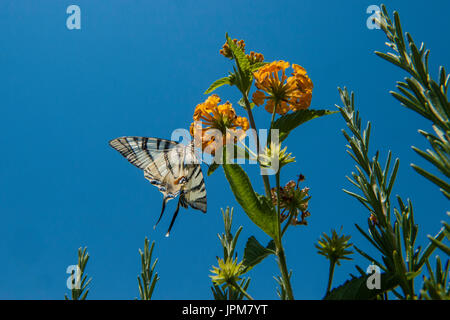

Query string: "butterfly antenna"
[[165, 198, 182, 237], [154, 197, 169, 230]]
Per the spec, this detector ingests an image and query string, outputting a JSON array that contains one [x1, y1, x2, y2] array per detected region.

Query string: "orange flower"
[[234, 116, 250, 131], [246, 51, 264, 64], [190, 95, 249, 155], [252, 61, 313, 114], [252, 90, 266, 106]]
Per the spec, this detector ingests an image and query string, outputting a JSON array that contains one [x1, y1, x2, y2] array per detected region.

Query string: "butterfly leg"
[[165, 198, 182, 237]]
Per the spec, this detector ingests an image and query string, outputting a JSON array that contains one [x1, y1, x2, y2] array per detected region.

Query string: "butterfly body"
[[109, 137, 206, 236]]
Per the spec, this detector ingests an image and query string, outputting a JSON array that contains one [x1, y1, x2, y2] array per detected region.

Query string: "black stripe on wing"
[[109, 137, 178, 170], [182, 165, 207, 213]]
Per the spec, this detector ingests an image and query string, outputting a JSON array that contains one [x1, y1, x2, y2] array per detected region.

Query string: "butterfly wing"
[[110, 136, 207, 235], [109, 137, 178, 170], [143, 144, 189, 199], [180, 163, 207, 213], [110, 137, 206, 210], [174, 142, 207, 213]]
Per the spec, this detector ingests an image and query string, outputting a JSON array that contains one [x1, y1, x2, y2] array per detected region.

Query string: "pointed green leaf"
[[324, 272, 398, 300], [242, 236, 275, 271], [411, 163, 450, 194], [222, 163, 278, 239], [428, 235, 450, 256], [204, 76, 233, 94]]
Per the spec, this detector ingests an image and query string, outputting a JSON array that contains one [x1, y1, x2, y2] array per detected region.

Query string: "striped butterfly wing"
[[109, 137, 184, 198], [180, 164, 207, 213], [143, 143, 200, 201], [109, 136, 207, 236], [109, 137, 177, 170]]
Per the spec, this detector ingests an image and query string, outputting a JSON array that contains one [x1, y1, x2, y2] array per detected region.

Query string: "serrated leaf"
[[225, 33, 250, 73], [324, 272, 398, 300], [271, 109, 338, 142], [225, 33, 252, 93], [242, 236, 275, 272]]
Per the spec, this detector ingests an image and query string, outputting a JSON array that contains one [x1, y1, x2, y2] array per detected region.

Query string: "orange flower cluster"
[[190, 95, 249, 155], [252, 61, 313, 115], [247, 51, 264, 64]]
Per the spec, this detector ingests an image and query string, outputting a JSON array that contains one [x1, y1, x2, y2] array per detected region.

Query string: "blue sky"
[[0, 0, 448, 299]]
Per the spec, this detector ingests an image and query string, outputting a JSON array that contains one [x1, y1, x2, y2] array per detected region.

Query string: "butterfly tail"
[[154, 197, 170, 230], [165, 198, 182, 237]]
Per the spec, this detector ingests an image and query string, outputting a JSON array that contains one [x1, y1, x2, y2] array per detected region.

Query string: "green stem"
[[242, 93, 271, 197], [326, 259, 337, 296], [275, 172, 294, 300], [231, 281, 254, 300], [269, 99, 277, 130], [276, 245, 294, 300], [281, 211, 294, 237]]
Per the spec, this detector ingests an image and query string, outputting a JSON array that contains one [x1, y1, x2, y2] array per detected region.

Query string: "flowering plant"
[[67, 4, 448, 301]]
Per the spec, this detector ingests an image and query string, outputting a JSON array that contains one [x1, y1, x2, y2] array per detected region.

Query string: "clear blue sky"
[[0, 0, 448, 299]]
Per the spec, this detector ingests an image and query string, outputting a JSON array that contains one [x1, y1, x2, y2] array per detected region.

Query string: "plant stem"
[[275, 172, 294, 300], [281, 212, 294, 237], [242, 93, 272, 197], [326, 259, 336, 296], [231, 281, 254, 300], [276, 245, 294, 300]]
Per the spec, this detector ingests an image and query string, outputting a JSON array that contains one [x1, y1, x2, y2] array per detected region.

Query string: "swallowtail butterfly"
[[109, 137, 207, 236]]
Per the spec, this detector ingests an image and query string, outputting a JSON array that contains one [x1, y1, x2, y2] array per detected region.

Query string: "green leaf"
[[242, 236, 275, 271], [271, 109, 338, 142], [229, 145, 252, 161], [324, 272, 398, 300], [250, 61, 267, 71], [222, 162, 278, 239], [411, 163, 450, 194], [428, 235, 450, 256], [204, 76, 233, 94], [375, 52, 403, 69], [225, 33, 250, 73], [225, 33, 252, 93]]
